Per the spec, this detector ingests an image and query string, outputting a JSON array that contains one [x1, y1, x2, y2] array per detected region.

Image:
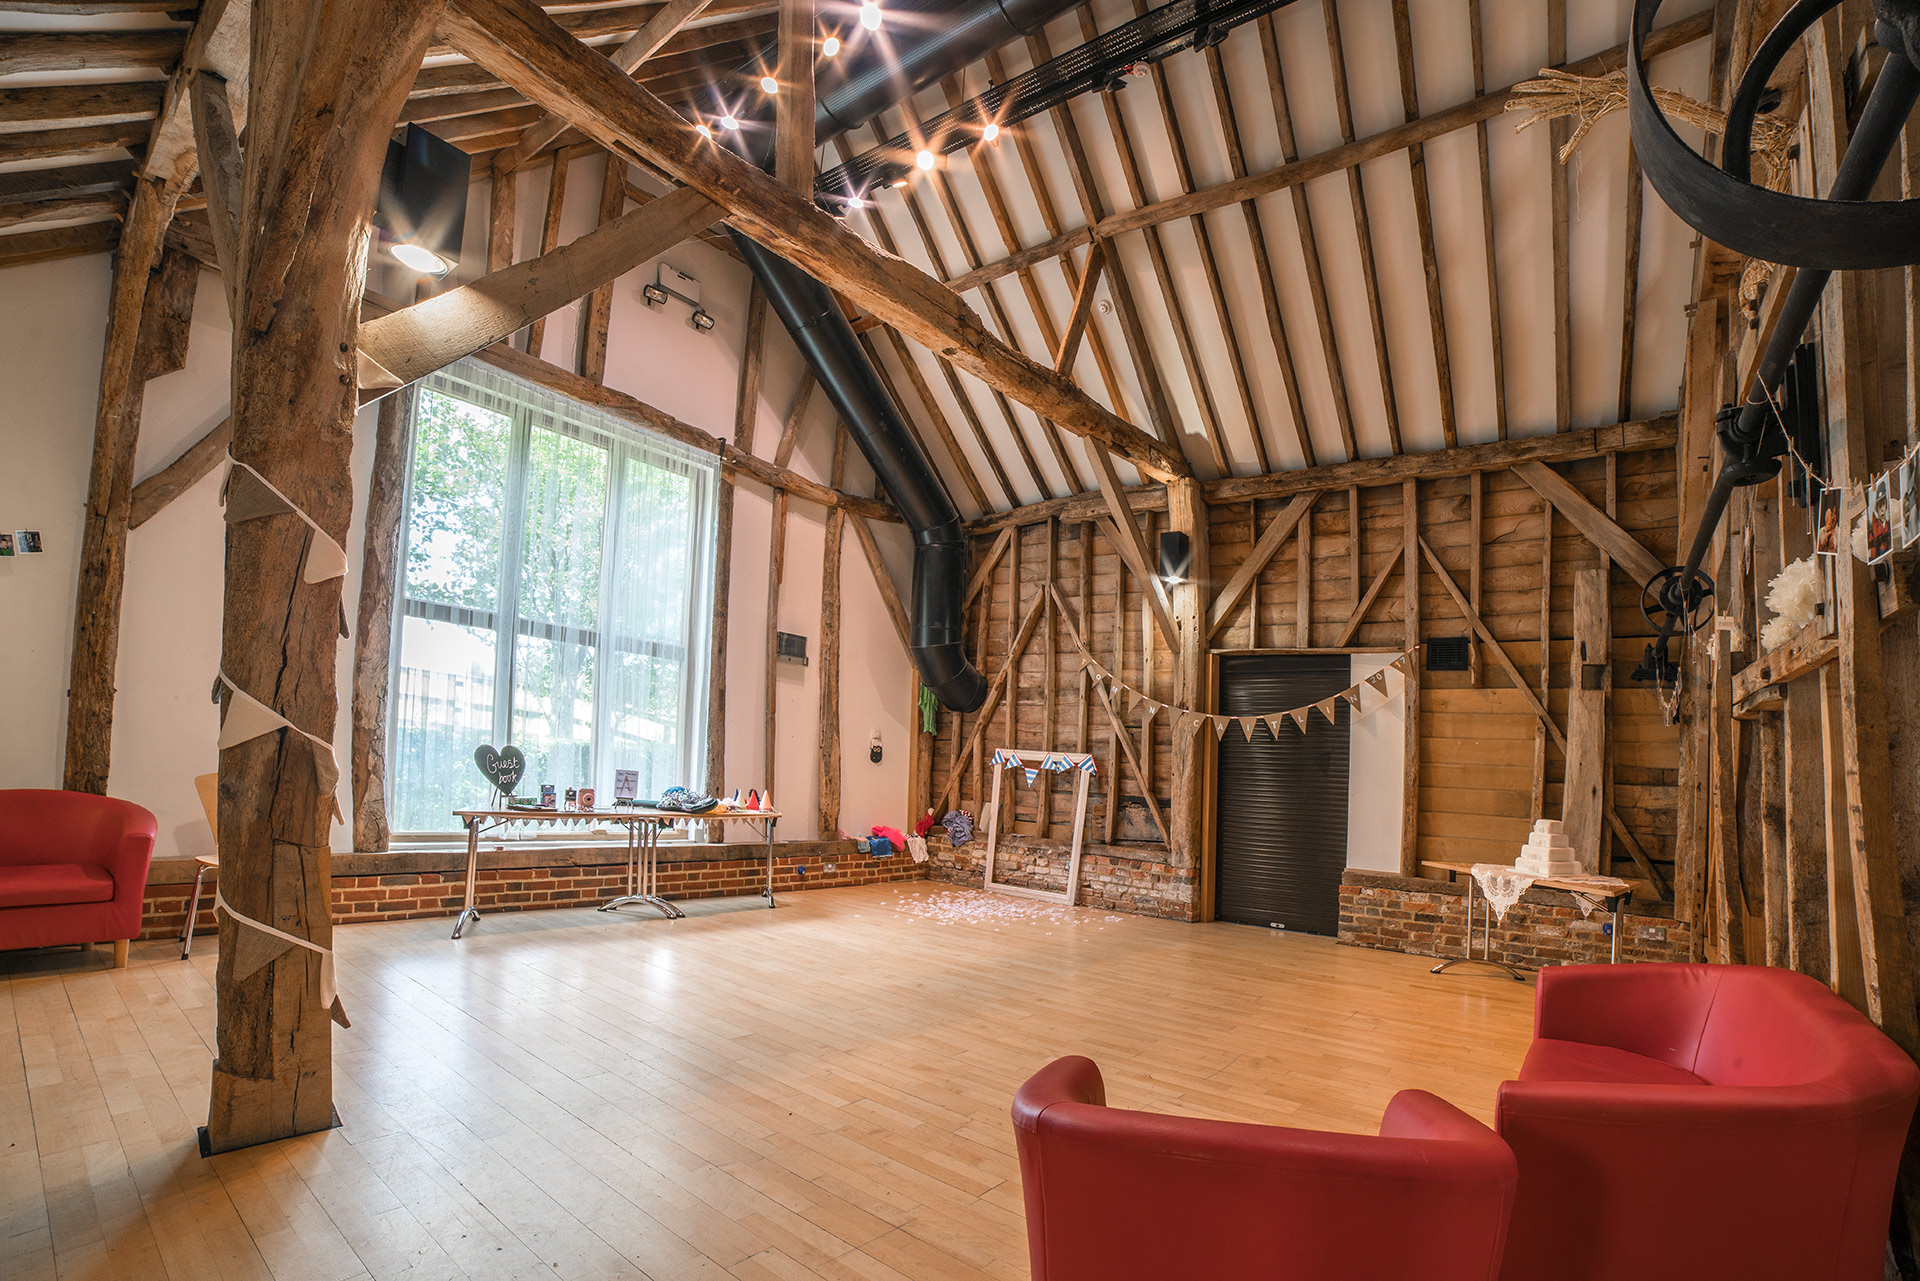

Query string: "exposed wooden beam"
[[522, 147, 570, 357], [575, 151, 628, 381], [772, 0, 813, 192], [968, 414, 1679, 532], [1512, 459, 1666, 586], [206, 0, 444, 1156], [1053, 239, 1104, 375], [1324, 0, 1400, 453], [0, 120, 150, 164], [0, 220, 120, 267], [0, 82, 165, 132], [1389, 0, 1456, 448], [350, 386, 414, 853], [187, 70, 242, 320], [358, 184, 717, 385], [1206, 493, 1316, 639], [0, 30, 184, 76], [439, 0, 1190, 481], [1467, 0, 1507, 439], [0, 159, 137, 205], [1088, 444, 1177, 651], [849, 513, 911, 651], [1248, 18, 1345, 463], [504, 0, 713, 168], [1333, 545, 1403, 646], [1049, 584, 1173, 848], [0, 193, 124, 232]]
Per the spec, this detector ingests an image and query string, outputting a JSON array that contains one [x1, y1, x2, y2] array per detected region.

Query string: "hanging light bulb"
[[760, 74, 779, 93], [720, 113, 740, 130], [845, 194, 867, 209], [821, 34, 840, 56], [981, 121, 1000, 143], [696, 123, 713, 139], [915, 148, 936, 171], [859, 0, 881, 30]]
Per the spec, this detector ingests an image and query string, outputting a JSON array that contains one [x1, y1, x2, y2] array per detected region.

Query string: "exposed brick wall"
[[140, 846, 930, 941], [925, 833, 1197, 920], [1337, 869, 1695, 969]]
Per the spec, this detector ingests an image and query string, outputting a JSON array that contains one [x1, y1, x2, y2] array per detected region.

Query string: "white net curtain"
[[387, 358, 719, 832]]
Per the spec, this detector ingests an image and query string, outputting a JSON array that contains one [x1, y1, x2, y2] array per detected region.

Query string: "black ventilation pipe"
[[731, 232, 988, 711]]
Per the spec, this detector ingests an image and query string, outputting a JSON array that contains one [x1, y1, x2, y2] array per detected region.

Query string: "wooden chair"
[[182, 773, 219, 960]]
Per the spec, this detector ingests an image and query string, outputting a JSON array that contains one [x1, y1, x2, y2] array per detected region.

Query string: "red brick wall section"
[[139, 850, 931, 941], [1337, 870, 1695, 969], [925, 834, 1197, 920]]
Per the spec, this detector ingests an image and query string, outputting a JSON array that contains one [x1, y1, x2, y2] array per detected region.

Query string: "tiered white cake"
[[1514, 818, 1582, 877]]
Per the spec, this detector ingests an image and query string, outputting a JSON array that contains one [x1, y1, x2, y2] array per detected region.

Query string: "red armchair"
[[1013, 1055, 1517, 1281], [1498, 963, 1920, 1281], [0, 789, 156, 967]]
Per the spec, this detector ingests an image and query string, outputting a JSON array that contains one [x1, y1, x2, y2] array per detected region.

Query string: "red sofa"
[[0, 789, 156, 967], [1498, 963, 1920, 1281], [1013, 1055, 1517, 1281]]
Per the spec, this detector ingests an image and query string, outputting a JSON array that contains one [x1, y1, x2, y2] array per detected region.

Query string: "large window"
[[387, 359, 718, 832]]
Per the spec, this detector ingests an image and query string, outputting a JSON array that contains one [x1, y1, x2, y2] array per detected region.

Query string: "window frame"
[[385, 358, 719, 834]]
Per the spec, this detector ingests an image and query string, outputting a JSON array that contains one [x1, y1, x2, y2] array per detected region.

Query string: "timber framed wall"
[[925, 438, 1683, 920]]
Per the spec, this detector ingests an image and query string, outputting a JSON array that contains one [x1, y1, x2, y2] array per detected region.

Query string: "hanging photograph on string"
[[1867, 474, 1894, 564], [1815, 485, 1842, 557], [1901, 456, 1920, 549]]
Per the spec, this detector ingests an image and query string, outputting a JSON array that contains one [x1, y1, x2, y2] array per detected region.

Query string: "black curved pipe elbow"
[[730, 231, 988, 712]]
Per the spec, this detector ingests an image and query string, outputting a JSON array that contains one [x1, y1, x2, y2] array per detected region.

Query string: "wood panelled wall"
[[927, 445, 1682, 910]]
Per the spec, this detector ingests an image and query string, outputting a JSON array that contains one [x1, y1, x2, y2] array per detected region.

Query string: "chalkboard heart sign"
[[474, 744, 527, 797]]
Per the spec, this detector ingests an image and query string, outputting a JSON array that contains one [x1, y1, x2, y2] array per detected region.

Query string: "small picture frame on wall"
[[14, 530, 42, 554], [0, 533, 13, 557]]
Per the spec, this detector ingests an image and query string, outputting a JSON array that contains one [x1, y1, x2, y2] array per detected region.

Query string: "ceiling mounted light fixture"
[[821, 34, 840, 56], [1158, 530, 1191, 585], [859, 0, 881, 30], [390, 242, 453, 275], [696, 123, 713, 138], [760, 74, 779, 93], [719, 113, 740, 130], [915, 148, 936, 171], [981, 121, 999, 143], [374, 124, 469, 278]]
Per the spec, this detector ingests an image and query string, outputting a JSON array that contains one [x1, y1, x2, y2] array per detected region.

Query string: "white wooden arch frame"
[[982, 749, 1096, 906]]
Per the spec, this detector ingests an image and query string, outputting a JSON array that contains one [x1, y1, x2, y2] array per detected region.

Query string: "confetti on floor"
[[890, 888, 1126, 928]]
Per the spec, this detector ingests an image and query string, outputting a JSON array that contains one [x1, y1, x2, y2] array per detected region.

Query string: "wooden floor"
[[2, 882, 1536, 1281]]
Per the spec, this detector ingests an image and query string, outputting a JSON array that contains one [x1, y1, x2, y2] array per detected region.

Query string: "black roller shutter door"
[[1214, 654, 1351, 933]]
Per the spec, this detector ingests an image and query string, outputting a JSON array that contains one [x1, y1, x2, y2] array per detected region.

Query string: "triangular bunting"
[[301, 525, 350, 584], [1315, 697, 1339, 724], [222, 466, 294, 524], [1264, 713, 1287, 737], [1367, 671, 1391, 697], [1289, 709, 1309, 732], [1214, 716, 1233, 740], [217, 680, 291, 749], [228, 915, 297, 981], [1238, 716, 1257, 741], [1341, 688, 1362, 708]]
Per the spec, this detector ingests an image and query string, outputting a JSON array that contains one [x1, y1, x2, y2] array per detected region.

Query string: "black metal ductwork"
[[732, 231, 989, 711]]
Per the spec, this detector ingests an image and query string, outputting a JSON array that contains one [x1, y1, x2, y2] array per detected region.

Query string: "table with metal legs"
[[451, 806, 785, 938], [599, 815, 682, 920]]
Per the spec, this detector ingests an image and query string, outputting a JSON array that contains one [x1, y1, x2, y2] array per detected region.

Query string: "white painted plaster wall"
[[0, 175, 916, 856], [1346, 654, 1408, 873]]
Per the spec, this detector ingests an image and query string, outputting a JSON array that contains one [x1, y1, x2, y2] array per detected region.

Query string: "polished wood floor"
[[2, 882, 1536, 1281]]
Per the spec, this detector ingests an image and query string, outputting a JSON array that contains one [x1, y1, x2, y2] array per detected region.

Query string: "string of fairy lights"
[[689, 0, 1010, 180]]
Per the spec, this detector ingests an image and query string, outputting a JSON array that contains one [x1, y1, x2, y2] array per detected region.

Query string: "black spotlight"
[[374, 124, 471, 276], [1158, 530, 1191, 585]]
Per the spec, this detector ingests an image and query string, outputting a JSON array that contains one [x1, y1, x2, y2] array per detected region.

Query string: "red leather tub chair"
[[0, 790, 156, 967], [1013, 1055, 1517, 1281], [1498, 963, 1920, 1281]]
